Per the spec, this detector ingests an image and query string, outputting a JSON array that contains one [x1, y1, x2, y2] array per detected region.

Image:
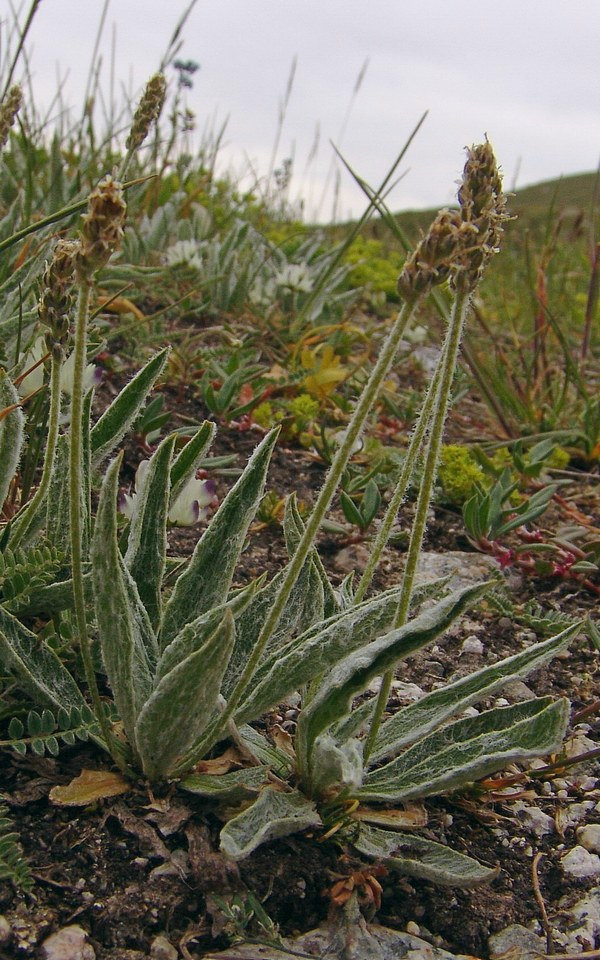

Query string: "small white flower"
[[275, 262, 312, 292], [61, 349, 102, 397], [119, 459, 217, 527], [18, 338, 101, 398], [165, 239, 203, 271], [169, 475, 217, 526], [17, 339, 45, 396]]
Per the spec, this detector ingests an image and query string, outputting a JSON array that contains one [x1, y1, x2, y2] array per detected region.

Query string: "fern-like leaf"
[[0, 804, 32, 890]]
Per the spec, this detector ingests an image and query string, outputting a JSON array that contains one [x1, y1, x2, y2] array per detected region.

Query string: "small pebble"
[[562, 845, 600, 878], [405, 921, 420, 936], [577, 824, 600, 853], [41, 925, 95, 960], [0, 917, 10, 944], [150, 935, 178, 960], [461, 636, 483, 655]]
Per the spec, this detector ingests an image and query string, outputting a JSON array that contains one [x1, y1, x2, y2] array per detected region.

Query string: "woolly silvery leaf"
[[0, 369, 23, 512], [294, 583, 489, 785], [223, 549, 325, 699], [370, 622, 580, 763], [124, 434, 176, 628], [92, 456, 155, 752], [235, 581, 411, 723], [181, 766, 269, 803], [308, 734, 364, 796], [219, 788, 322, 861], [354, 824, 497, 887], [0, 605, 87, 713], [359, 697, 569, 803], [90, 348, 169, 467], [237, 725, 294, 779], [159, 428, 279, 648], [155, 583, 257, 684], [135, 610, 235, 779]]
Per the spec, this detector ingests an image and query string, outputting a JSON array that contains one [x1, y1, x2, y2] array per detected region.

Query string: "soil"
[[1, 373, 599, 959]]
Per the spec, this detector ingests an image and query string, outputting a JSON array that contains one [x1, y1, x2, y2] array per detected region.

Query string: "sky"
[[9, 0, 600, 222]]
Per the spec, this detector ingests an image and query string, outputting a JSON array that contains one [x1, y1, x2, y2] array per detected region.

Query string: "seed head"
[[126, 73, 167, 152], [76, 176, 127, 278], [0, 85, 23, 152], [38, 239, 78, 348], [397, 209, 465, 300], [452, 138, 509, 287]]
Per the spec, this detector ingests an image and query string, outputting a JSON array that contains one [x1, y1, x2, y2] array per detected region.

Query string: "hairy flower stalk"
[[354, 338, 448, 605], [173, 293, 423, 770], [9, 240, 78, 548], [119, 73, 166, 179], [71, 178, 127, 766], [364, 140, 507, 762], [0, 85, 22, 152]]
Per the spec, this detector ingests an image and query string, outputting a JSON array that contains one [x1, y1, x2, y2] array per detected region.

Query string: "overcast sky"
[[13, 0, 600, 221]]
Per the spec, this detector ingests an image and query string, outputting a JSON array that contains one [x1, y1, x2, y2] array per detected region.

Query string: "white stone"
[[41, 926, 95, 960], [502, 679, 535, 701], [565, 734, 597, 759], [511, 802, 554, 837], [563, 887, 600, 951], [414, 551, 498, 593], [391, 681, 425, 701], [562, 846, 600, 878], [150, 935, 178, 960], [562, 801, 595, 828], [461, 636, 483, 655], [577, 825, 600, 853], [488, 923, 545, 959]]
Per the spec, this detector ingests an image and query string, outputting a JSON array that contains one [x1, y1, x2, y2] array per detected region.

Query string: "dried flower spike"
[[38, 239, 78, 348], [126, 73, 167, 152], [453, 138, 509, 287], [397, 208, 464, 299], [0, 85, 23, 152], [76, 176, 127, 278]]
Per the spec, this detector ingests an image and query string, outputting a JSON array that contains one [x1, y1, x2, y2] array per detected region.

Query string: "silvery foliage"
[[0, 351, 579, 888]]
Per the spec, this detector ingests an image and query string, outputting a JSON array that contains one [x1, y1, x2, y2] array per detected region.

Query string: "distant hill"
[[328, 171, 599, 246]]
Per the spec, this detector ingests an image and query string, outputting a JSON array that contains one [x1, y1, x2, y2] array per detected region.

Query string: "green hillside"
[[360, 171, 599, 243]]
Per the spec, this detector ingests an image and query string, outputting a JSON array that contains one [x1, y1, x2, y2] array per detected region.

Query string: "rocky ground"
[[0, 400, 599, 960]]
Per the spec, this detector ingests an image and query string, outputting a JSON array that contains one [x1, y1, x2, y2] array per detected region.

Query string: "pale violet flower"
[[165, 239, 203, 271], [120, 459, 217, 527], [18, 338, 101, 398]]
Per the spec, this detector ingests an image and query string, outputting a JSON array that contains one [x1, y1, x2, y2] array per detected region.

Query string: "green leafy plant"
[[0, 138, 581, 890]]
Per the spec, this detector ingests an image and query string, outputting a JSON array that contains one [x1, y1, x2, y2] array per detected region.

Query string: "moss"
[[438, 445, 484, 506], [344, 236, 404, 301]]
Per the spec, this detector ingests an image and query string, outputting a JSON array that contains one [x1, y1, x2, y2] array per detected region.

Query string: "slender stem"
[[10, 350, 63, 548], [172, 296, 420, 772], [69, 282, 117, 761], [363, 280, 472, 762], [354, 338, 447, 604]]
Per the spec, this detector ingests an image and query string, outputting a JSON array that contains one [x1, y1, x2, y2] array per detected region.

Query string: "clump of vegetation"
[[438, 444, 484, 505]]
